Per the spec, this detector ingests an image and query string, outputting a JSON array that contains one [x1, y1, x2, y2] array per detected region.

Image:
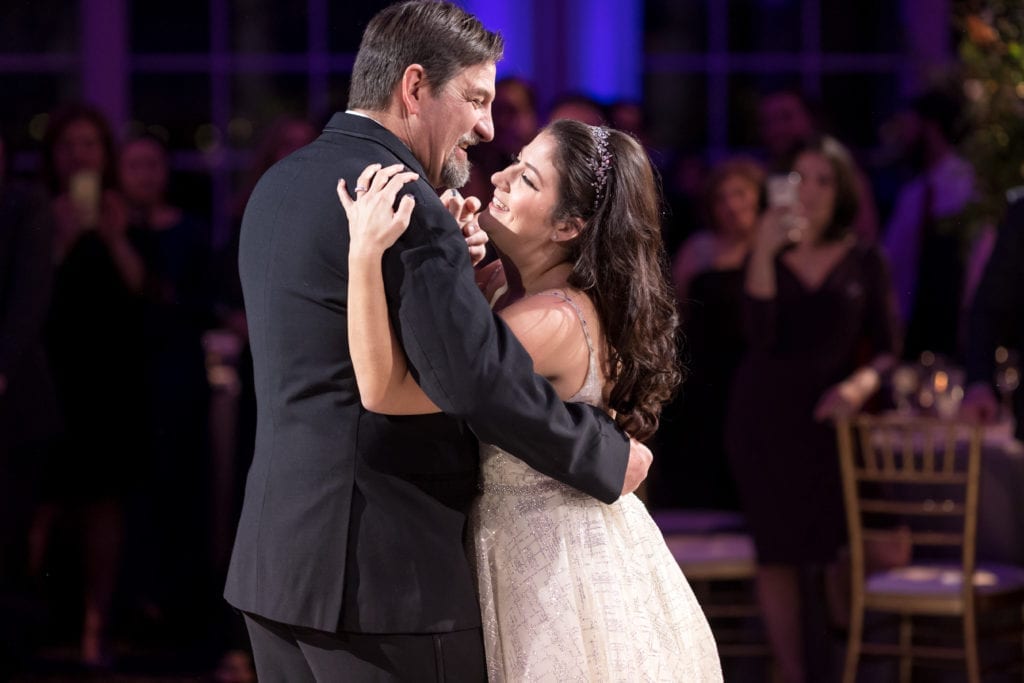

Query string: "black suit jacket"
[[966, 194, 1024, 439], [224, 113, 628, 633]]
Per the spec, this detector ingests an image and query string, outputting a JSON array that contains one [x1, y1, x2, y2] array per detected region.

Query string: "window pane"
[[646, 73, 707, 152], [132, 74, 213, 150], [327, 2, 389, 54], [820, 73, 900, 148], [232, 0, 307, 53], [645, 0, 708, 53], [326, 74, 353, 121], [231, 73, 309, 139], [728, 0, 802, 53], [821, 0, 904, 53], [0, 1, 78, 53], [131, 0, 209, 53], [169, 169, 213, 220], [0, 74, 79, 154]]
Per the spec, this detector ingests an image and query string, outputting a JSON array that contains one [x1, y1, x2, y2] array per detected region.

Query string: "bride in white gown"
[[340, 119, 722, 682]]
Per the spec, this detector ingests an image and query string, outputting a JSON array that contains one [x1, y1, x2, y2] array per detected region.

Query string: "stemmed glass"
[[891, 364, 920, 415]]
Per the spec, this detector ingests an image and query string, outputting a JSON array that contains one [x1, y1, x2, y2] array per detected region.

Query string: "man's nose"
[[476, 107, 494, 143]]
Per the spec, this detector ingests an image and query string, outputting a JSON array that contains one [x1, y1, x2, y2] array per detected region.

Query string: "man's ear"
[[554, 216, 584, 242], [400, 64, 428, 115]]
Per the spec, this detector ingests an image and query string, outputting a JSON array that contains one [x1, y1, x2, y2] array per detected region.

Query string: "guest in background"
[[119, 133, 214, 630], [757, 87, 879, 243], [650, 157, 764, 511], [962, 192, 1024, 439], [207, 116, 316, 675], [0, 131, 59, 677], [464, 76, 539, 201], [227, 116, 318, 233], [216, 114, 317, 518], [726, 136, 899, 683], [661, 151, 708, 257], [28, 102, 146, 667], [883, 87, 976, 362], [609, 99, 652, 150], [547, 92, 606, 127]]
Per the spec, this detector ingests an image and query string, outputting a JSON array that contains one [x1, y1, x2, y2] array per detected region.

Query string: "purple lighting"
[[462, 0, 642, 104]]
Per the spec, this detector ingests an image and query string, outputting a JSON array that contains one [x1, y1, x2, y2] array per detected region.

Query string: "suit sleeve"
[[966, 197, 1024, 387], [383, 191, 628, 504]]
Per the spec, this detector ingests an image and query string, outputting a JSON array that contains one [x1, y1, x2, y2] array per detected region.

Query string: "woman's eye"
[[522, 174, 537, 190]]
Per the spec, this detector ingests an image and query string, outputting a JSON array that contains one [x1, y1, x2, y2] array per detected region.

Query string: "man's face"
[[493, 81, 536, 155], [758, 93, 814, 160], [414, 61, 496, 188], [119, 138, 168, 207]]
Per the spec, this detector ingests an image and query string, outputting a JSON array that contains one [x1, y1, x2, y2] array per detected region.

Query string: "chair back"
[[836, 414, 984, 604]]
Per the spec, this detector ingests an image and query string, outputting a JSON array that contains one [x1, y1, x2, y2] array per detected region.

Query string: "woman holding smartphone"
[[31, 103, 146, 667], [725, 136, 899, 683]]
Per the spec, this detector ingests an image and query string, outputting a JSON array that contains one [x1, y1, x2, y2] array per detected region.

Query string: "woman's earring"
[[551, 232, 558, 241]]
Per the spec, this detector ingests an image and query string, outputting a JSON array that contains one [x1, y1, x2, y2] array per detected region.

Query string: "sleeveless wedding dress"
[[470, 291, 723, 682]]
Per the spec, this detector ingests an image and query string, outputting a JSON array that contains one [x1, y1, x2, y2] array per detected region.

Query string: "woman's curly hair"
[[546, 119, 683, 441]]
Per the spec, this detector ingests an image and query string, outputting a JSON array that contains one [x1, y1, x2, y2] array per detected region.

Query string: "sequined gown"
[[470, 292, 723, 682]]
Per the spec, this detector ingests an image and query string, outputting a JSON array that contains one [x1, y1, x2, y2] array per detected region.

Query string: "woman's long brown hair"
[[547, 119, 682, 441]]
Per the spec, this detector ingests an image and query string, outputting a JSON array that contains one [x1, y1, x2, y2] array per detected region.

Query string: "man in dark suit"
[[962, 192, 1024, 439], [223, 3, 651, 680]]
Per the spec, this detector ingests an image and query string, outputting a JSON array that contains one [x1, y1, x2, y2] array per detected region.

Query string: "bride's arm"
[[339, 165, 440, 415]]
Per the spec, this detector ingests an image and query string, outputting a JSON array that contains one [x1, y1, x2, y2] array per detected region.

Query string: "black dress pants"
[[243, 612, 487, 682]]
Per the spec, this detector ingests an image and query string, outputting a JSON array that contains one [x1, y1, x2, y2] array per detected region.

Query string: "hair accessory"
[[588, 126, 612, 209]]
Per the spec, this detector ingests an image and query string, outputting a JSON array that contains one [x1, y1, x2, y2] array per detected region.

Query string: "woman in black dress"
[[30, 103, 146, 666], [652, 157, 764, 511], [726, 136, 898, 683]]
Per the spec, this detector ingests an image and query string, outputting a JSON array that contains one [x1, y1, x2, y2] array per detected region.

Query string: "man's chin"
[[441, 159, 471, 189]]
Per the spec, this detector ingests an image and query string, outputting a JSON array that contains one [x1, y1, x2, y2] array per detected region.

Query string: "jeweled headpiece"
[[588, 126, 612, 209]]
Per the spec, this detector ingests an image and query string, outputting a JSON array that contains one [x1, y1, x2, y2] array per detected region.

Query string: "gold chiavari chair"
[[837, 414, 1024, 683]]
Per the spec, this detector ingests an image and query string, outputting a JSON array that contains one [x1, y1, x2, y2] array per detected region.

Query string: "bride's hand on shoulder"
[[338, 163, 418, 258]]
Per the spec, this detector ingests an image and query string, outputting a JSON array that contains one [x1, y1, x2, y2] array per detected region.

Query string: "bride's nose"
[[491, 165, 512, 191]]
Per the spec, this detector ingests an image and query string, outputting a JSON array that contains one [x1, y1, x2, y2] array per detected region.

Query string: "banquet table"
[[974, 421, 1024, 566]]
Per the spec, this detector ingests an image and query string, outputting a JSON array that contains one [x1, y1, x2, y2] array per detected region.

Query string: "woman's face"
[[794, 151, 837, 239], [119, 138, 168, 207], [53, 118, 106, 187], [480, 130, 563, 251], [711, 174, 760, 238]]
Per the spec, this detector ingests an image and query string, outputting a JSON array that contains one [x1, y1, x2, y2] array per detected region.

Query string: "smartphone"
[[69, 169, 101, 229], [766, 172, 800, 209]]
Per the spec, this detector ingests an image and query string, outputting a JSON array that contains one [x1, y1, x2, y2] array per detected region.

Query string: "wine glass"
[[891, 364, 920, 415]]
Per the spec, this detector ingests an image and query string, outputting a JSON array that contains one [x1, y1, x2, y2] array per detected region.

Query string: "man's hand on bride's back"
[[621, 438, 653, 497], [338, 163, 418, 258]]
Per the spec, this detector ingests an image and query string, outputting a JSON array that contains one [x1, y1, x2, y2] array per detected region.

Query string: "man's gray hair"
[[347, 1, 504, 111]]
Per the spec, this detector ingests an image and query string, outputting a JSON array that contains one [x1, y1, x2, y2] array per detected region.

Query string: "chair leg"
[[899, 614, 912, 683], [842, 600, 864, 683], [964, 606, 980, 683]]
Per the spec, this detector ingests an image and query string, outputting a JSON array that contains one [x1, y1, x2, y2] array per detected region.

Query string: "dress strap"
[[533, 290, 600, 397], [488, 283, 509, 308]]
